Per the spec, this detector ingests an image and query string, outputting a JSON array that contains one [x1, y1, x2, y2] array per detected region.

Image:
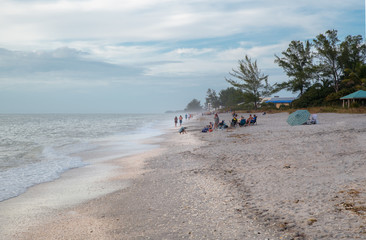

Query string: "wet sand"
[[1, 112, 366, 239]]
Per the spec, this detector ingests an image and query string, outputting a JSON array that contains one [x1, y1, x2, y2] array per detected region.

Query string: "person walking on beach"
[[179, 115, 183, 126], [174, 116, 178, 127]]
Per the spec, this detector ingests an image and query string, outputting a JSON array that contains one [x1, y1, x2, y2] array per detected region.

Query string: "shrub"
[[351, 102, 360, 108], [293, 85, 334, 108], [320, 107, 337, 113], [279, 104, 290, 110], [260, 102, 276, 110]]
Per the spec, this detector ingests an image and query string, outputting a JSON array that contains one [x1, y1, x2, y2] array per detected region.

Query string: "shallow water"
[[0, 113, 180, 202]]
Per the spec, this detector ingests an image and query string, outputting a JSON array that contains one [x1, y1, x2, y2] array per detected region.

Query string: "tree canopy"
[[276, 29, 366, 106], [225, 55, 276, 109], [274, 40, 314, 95], [185, 99, 202, 111], [205, 88, 220, 110], [313, 29, 343, 92], [219, 87, 246, 107], [184, 29, 366, 110]]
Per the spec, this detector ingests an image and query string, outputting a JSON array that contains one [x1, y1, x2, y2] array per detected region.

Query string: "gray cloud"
[[0, 0, 361, 46], [0, 47, 145, 86]]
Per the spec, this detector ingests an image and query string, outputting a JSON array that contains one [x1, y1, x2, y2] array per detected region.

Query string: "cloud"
[[0, 0, 363, 112], [0, 0, 362, 47], [0, 47, 146, 90], [173, 48, 214, 56]]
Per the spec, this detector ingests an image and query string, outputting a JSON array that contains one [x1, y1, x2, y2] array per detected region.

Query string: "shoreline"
[[2, 113, 366, 239], [0, 113, 176, 203], [0, 130, 169, 240]]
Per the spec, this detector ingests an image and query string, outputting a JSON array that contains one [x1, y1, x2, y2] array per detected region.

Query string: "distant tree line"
[[185, 29, 366, 111]]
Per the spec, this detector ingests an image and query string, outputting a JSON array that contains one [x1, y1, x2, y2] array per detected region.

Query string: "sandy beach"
[[1, 112, 366, 239]]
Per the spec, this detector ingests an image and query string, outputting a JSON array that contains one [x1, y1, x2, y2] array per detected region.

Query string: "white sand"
[[1, 112, 365, 239], [193, 112, 366, 239]]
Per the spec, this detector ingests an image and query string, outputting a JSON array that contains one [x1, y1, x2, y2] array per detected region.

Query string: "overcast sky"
[[0, 0, 364, 113]]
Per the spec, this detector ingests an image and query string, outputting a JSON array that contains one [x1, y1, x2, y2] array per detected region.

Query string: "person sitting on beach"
[[202, 123, 214, 133], [250, 115, 257, 124], [201, 123, 213, 132], [208, 122, 213, 132], [246, 114, 253, 124], [239, 116, 246, 127], [231, 116, 238, 127], [179, 126, 187, 134], [218, 120, 228, 129]]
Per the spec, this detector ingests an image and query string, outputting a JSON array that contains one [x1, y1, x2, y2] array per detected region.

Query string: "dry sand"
[[1, 112, 365, 240]]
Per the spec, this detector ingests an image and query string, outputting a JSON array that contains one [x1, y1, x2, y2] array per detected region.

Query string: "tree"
[[340, 35, 366, 72], [274, 40, 314, 95], [341, 62, 366, 90], [219, 87, 246, 108], [226, 55, 275, 109], [339, 35, 366, 90], [185, 99, 202, 111], [313, 29, 343, 92], [291, 83, 333, 108], [205, 88, 220, 110]]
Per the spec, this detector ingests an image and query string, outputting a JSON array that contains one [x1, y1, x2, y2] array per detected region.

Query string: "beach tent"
[[340, 90, 366, 108], [287, 110, 311, 126]]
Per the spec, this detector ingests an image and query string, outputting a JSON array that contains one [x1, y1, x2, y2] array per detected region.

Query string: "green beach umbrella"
[[287, 110, 310, 126]]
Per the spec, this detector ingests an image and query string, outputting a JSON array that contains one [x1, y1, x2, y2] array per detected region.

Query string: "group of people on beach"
[[174, 115, 183, 127], [226, 112, 257, 128], [174, 114, 193, 127], [202, 112, 257, 133]]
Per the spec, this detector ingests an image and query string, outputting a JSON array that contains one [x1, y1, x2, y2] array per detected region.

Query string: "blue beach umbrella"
[[287, 110, 310, 126]]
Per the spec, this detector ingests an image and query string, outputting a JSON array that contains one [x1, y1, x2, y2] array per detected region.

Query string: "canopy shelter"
[[340, 90, 366, 108], [266, 97, 295, 109]]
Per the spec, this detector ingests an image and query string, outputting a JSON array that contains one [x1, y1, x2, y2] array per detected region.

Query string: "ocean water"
[[0, 113, 179, 202]]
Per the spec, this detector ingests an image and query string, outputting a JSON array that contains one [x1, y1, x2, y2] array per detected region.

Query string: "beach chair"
[[239, 119, 246, 127], [308, 114, 318, 124], [231, 118, 238, 127], [250, 116, 257, 125]]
